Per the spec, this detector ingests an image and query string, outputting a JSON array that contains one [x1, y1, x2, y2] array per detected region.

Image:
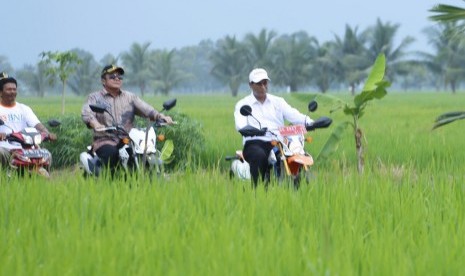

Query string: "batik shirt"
[[81, 88, 158, 150]]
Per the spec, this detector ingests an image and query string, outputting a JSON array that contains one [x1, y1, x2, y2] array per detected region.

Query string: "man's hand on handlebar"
[[154, 114, 174, 125], [48, 133, 57, 141], [0, 132, 7, 141]]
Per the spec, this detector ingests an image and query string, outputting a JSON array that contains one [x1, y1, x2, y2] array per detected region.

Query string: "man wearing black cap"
[[81, 64, 173, 175], [0, 72, 57, 167]]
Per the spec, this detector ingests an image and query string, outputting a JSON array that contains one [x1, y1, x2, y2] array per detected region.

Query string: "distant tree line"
[[1, 18, 465, 96]]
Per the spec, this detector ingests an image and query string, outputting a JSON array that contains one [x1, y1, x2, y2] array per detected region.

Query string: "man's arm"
[[280, 98, 313, 125], [34, 123, 57, 141], [133, 96, 173, 124], [81, 94, 104, 129]]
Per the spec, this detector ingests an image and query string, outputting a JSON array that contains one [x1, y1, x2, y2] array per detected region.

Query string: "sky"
[[1, 0, 459, 68]]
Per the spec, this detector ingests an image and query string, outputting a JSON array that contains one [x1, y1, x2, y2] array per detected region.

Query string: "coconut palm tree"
[[269, 31, 317, 92], [210, 35, 248, 97], [121, 42, 153, 97], [16, 62, 51, 97], [309, 41, 339, 93], [331, 25, 371, 95], [364, 18, 415, 82], [67, 48, 100, 96], [151, 49, 184, 95], [244, 28, 277, 68]]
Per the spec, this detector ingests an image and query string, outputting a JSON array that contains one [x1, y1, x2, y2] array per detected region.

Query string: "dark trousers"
[[243, 140, 274, 187], [96, 144, 120, 176]]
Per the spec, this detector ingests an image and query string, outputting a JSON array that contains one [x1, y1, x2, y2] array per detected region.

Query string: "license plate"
[[279, 125, 307, 136], [22, 149, 51, 158]]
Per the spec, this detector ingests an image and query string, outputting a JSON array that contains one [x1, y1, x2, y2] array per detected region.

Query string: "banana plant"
[[316, 54, 390, 173]]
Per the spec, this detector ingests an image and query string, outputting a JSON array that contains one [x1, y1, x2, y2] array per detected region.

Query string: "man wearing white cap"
[[234, 68, 313, 187]]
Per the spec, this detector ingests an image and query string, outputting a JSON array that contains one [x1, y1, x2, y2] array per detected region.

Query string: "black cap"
[[101, 65, 124, 78], [0, 72, 17, 89]]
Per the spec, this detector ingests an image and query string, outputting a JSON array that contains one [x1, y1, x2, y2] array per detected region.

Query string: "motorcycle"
[[226, 100, 332, 189], [0, 119, 61, 178], [79, 99, 177, 179]]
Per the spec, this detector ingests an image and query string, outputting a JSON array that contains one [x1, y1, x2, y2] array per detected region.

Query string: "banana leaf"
[[354, 55, 390, 109], [316, 121, 351, 162], [160, 139, 175, 163], [434, 111, 465, 122], [432, 112, 465, 130]]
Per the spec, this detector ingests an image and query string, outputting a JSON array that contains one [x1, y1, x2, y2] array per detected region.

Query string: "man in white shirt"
[[234, 68, 313, 187], [0, 72, 57, 167]]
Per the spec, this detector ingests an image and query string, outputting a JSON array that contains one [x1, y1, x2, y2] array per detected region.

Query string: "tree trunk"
[[61, 80, 66, 115], [290, 83, 298, 93], [230, 78, 240, 97], [350, 83, 355, 96], [139, 82, 146, 97], [355, 126, 364, 174]]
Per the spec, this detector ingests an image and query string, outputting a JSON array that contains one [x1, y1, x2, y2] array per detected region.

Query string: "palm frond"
[[434, 111, 465, 122], [432, 112, 465, 130], [429, 4, 465, 22]]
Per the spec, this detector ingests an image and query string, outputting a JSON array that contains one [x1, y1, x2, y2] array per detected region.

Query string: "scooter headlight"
[[288, 140, 305, 154], [34, 134, 42, 145], [23, 135, 34, 145]]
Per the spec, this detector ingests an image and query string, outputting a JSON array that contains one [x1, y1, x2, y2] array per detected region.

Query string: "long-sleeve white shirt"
[[234, 93, 313, 143]]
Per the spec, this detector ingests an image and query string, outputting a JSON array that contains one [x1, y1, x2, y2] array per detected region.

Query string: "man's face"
[[0, 82, 17, 106], [102, 73, 123, 90], [250, 79, 268, 95]]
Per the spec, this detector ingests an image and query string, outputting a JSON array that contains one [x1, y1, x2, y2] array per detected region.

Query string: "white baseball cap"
[[249, 68, 270, 83]]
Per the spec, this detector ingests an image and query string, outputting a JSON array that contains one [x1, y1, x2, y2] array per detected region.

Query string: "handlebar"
[[238, 117, 332, 138], [153, 120, 178, 127], [225, 156, 239, 161], [306, 116, 332, 131], [95, 126, 118, 132], [238, 126, 268, 137]]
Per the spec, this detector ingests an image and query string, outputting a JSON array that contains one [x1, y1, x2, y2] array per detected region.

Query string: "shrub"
[[135, 111, 205, 171], [44, 112, 205, 171], [43, 114, 92, 169]]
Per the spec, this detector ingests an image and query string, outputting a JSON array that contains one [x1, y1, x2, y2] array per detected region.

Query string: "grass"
[[2, 91, 465, 275]]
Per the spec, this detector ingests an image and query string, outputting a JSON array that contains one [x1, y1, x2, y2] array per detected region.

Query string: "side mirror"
[[308, 100, 318, 112], [240, 105, 252, 116], [163, 98, 177, 111], [47, 119, 61, 128], [89, 104, 107, 114]]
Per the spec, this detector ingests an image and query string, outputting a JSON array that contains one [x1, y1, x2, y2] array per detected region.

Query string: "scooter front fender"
[[287, 154, 314, 166]]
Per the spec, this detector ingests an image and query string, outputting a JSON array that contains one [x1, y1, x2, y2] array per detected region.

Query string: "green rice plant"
[[1, 166, 465, 275]]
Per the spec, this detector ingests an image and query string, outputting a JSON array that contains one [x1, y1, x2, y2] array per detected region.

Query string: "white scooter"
[[79, 99, 176, 179]]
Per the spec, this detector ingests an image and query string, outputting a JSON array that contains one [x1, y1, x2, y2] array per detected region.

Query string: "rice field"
[[1, 92, 465, 275]]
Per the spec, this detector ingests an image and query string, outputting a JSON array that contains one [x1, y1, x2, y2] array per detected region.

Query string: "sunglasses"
[[108, 74, 123, 80]]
